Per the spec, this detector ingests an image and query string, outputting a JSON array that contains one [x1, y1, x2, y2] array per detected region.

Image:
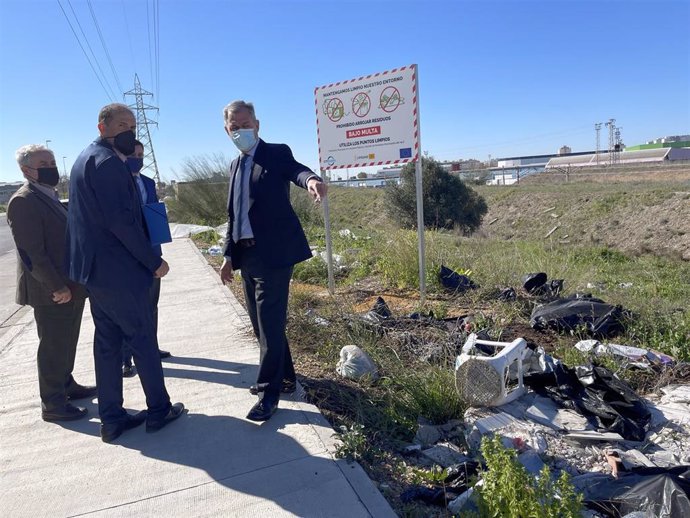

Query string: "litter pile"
[[314, 272, 690, 517]]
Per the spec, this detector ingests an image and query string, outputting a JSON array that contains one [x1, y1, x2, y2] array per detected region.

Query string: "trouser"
[[239, 246, 295, 399], [33, 298, 86, 411], [88, 284, 171, 425], [123, 276, 161, 367]]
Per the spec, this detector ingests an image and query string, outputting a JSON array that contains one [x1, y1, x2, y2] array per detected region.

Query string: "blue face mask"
[[127, 157, 144, 173], [231, 129, 257, 152]]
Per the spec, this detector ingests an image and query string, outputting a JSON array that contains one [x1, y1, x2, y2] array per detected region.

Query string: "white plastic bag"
[[336, 345, 378, 381]]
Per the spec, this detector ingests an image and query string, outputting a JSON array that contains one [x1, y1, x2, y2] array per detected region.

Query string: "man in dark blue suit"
[[220, 100, 327, 421], [122, 140, 171, 378], [66, 103, 184, 442]]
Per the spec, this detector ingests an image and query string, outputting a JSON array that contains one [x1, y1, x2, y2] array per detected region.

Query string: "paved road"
[[0, 213, 15, 255], [0, 213, 25, 329]]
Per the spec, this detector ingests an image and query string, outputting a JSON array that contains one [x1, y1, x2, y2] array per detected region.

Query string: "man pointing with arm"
[[220, 100, 327, 421]]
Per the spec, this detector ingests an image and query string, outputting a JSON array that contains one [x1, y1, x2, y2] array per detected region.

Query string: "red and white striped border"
[[314, 64, 419, 170]]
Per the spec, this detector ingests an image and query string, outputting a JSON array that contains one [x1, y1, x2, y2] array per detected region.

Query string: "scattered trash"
[[365, 296, 392, 321], [530, 294, 630, 337], [522, 272, 547, 293], [575, 340, 675, 369], [455, 333, 527, 407], [207, 245, 223, 256], [338, 228, 356, 239], [305, 309, 329, 327], [439, 265, 477, 293], [335, 345, 379, 381], [497, 287, 516, 301], [581, 466, 690, 518], [524, 363, 651, 441], [521, 272, 563, 297]]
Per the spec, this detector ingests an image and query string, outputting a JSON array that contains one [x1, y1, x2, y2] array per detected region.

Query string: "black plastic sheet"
[[582, 466, 690, 518], [530, 294, 629, 338], [439, 265, 477, 293], [524, 363, 650, 441]]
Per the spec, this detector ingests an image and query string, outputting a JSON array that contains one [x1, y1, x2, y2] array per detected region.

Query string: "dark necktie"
[[233, 154, 249, 242]]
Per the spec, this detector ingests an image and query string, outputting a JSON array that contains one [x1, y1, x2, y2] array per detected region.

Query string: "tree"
[[357, 171, 368, 179], [385, 157, 488, 233], [166, 153, 231, 226]]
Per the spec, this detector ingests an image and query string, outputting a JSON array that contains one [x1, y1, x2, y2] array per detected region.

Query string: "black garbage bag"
[[524, 363, 650, 441], [582, 466, 690, 518], [498, 287, 517, 301], [532, 279, 564, 298], [439, 265, 477, 293], [361, 296, 392, 324], [530, 294, 629, 338], [522, 272, 548, 293]]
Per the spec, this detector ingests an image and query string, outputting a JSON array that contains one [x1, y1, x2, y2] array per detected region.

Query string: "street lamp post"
[[62, 156, 67, 175], [45, 139, 51, 148]]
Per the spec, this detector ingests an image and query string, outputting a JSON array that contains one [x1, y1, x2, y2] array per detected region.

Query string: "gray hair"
[[98, 103, 133, 125], [15, 144, 52, 167], [223, 100, 256, 124]]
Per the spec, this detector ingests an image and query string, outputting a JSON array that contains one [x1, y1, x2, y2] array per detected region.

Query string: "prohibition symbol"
[[325, 98, 345, 122], [379, 86, 401, 113], [352, 92, 371, 118]]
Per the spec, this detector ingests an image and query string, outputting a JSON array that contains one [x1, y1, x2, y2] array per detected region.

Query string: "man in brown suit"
[[7, 144, 96, 422]]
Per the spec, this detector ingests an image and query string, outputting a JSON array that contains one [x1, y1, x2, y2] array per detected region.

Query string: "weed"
[[333, 423, 369, 461], [473, 435, 583, 518]]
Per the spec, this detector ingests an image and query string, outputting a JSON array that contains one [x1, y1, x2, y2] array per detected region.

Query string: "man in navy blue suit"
[[66, 103, 184, 442], [122, 139, 171, 378], [220, 100, 327, 421]]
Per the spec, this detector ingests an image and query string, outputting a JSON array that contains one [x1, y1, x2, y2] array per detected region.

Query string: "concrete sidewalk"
[[0, 238, 396, 518]]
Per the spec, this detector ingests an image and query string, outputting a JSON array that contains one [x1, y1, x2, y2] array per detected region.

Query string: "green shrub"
[[385, 156, 488, 233], [474, 435, 583, 518]]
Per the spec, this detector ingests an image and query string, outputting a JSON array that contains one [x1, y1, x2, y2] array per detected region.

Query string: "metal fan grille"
[[455, 359, 502, 406]]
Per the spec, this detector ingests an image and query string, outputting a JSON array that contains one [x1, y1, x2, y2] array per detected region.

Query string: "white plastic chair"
[[455, 333, 527, 407]]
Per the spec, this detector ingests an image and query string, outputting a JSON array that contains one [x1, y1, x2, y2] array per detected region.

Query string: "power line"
[[65, 0, 118, 100], [56, 0, 115, 101], [146, 0, 155, 98], [121, 0, 137, 73], [155, 0, 160, 102], [86, 0, 124, 97]]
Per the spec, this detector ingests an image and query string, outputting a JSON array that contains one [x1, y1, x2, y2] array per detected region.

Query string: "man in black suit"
[[122, 139, 171, 378], [220, 100, 327, 421], [66, 103, 184, 442]]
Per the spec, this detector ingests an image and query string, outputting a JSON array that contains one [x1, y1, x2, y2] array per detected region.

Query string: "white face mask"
[[231, 129, 258, 152]]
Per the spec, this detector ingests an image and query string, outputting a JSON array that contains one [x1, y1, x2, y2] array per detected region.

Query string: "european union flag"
[[399, 148, 412, 158]]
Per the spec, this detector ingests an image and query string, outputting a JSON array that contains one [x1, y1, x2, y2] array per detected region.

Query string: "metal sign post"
[[413, 70, 426, 303], [321, 169, 336, 295]]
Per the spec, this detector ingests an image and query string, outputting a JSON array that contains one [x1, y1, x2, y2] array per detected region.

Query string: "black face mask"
[[113, 130, 136, 156], [35, 167, 60, 187]]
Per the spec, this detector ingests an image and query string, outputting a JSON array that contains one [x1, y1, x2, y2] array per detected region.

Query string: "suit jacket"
[[7, 183, 86, 306], [223, 139, 318, 269], [65, 137, 162, 290]]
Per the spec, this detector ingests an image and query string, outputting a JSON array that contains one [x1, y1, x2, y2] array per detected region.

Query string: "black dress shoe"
[[249, 379, 296, 395], [67, 384, 97, 400], [146, 402, 185, 433], [101, 410, 147, 443], [122, 365, 136, 378], [159, 350, 172, 359], [246, 398, 278, 422], [42, 403, 88, 422]]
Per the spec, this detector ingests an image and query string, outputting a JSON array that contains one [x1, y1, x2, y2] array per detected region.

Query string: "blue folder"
[[143, 202, 172, 246]]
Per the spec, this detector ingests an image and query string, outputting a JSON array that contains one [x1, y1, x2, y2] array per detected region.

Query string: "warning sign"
[[315, 65, 419, 170]]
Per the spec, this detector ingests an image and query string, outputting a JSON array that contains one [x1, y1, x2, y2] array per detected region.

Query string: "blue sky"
[[1, 0, 688, 183]]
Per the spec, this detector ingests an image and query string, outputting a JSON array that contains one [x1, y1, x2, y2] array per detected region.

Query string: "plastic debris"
[[439, 265, 477, 293], [530, 294, 630, 338], [335, 345, 379, 381]]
